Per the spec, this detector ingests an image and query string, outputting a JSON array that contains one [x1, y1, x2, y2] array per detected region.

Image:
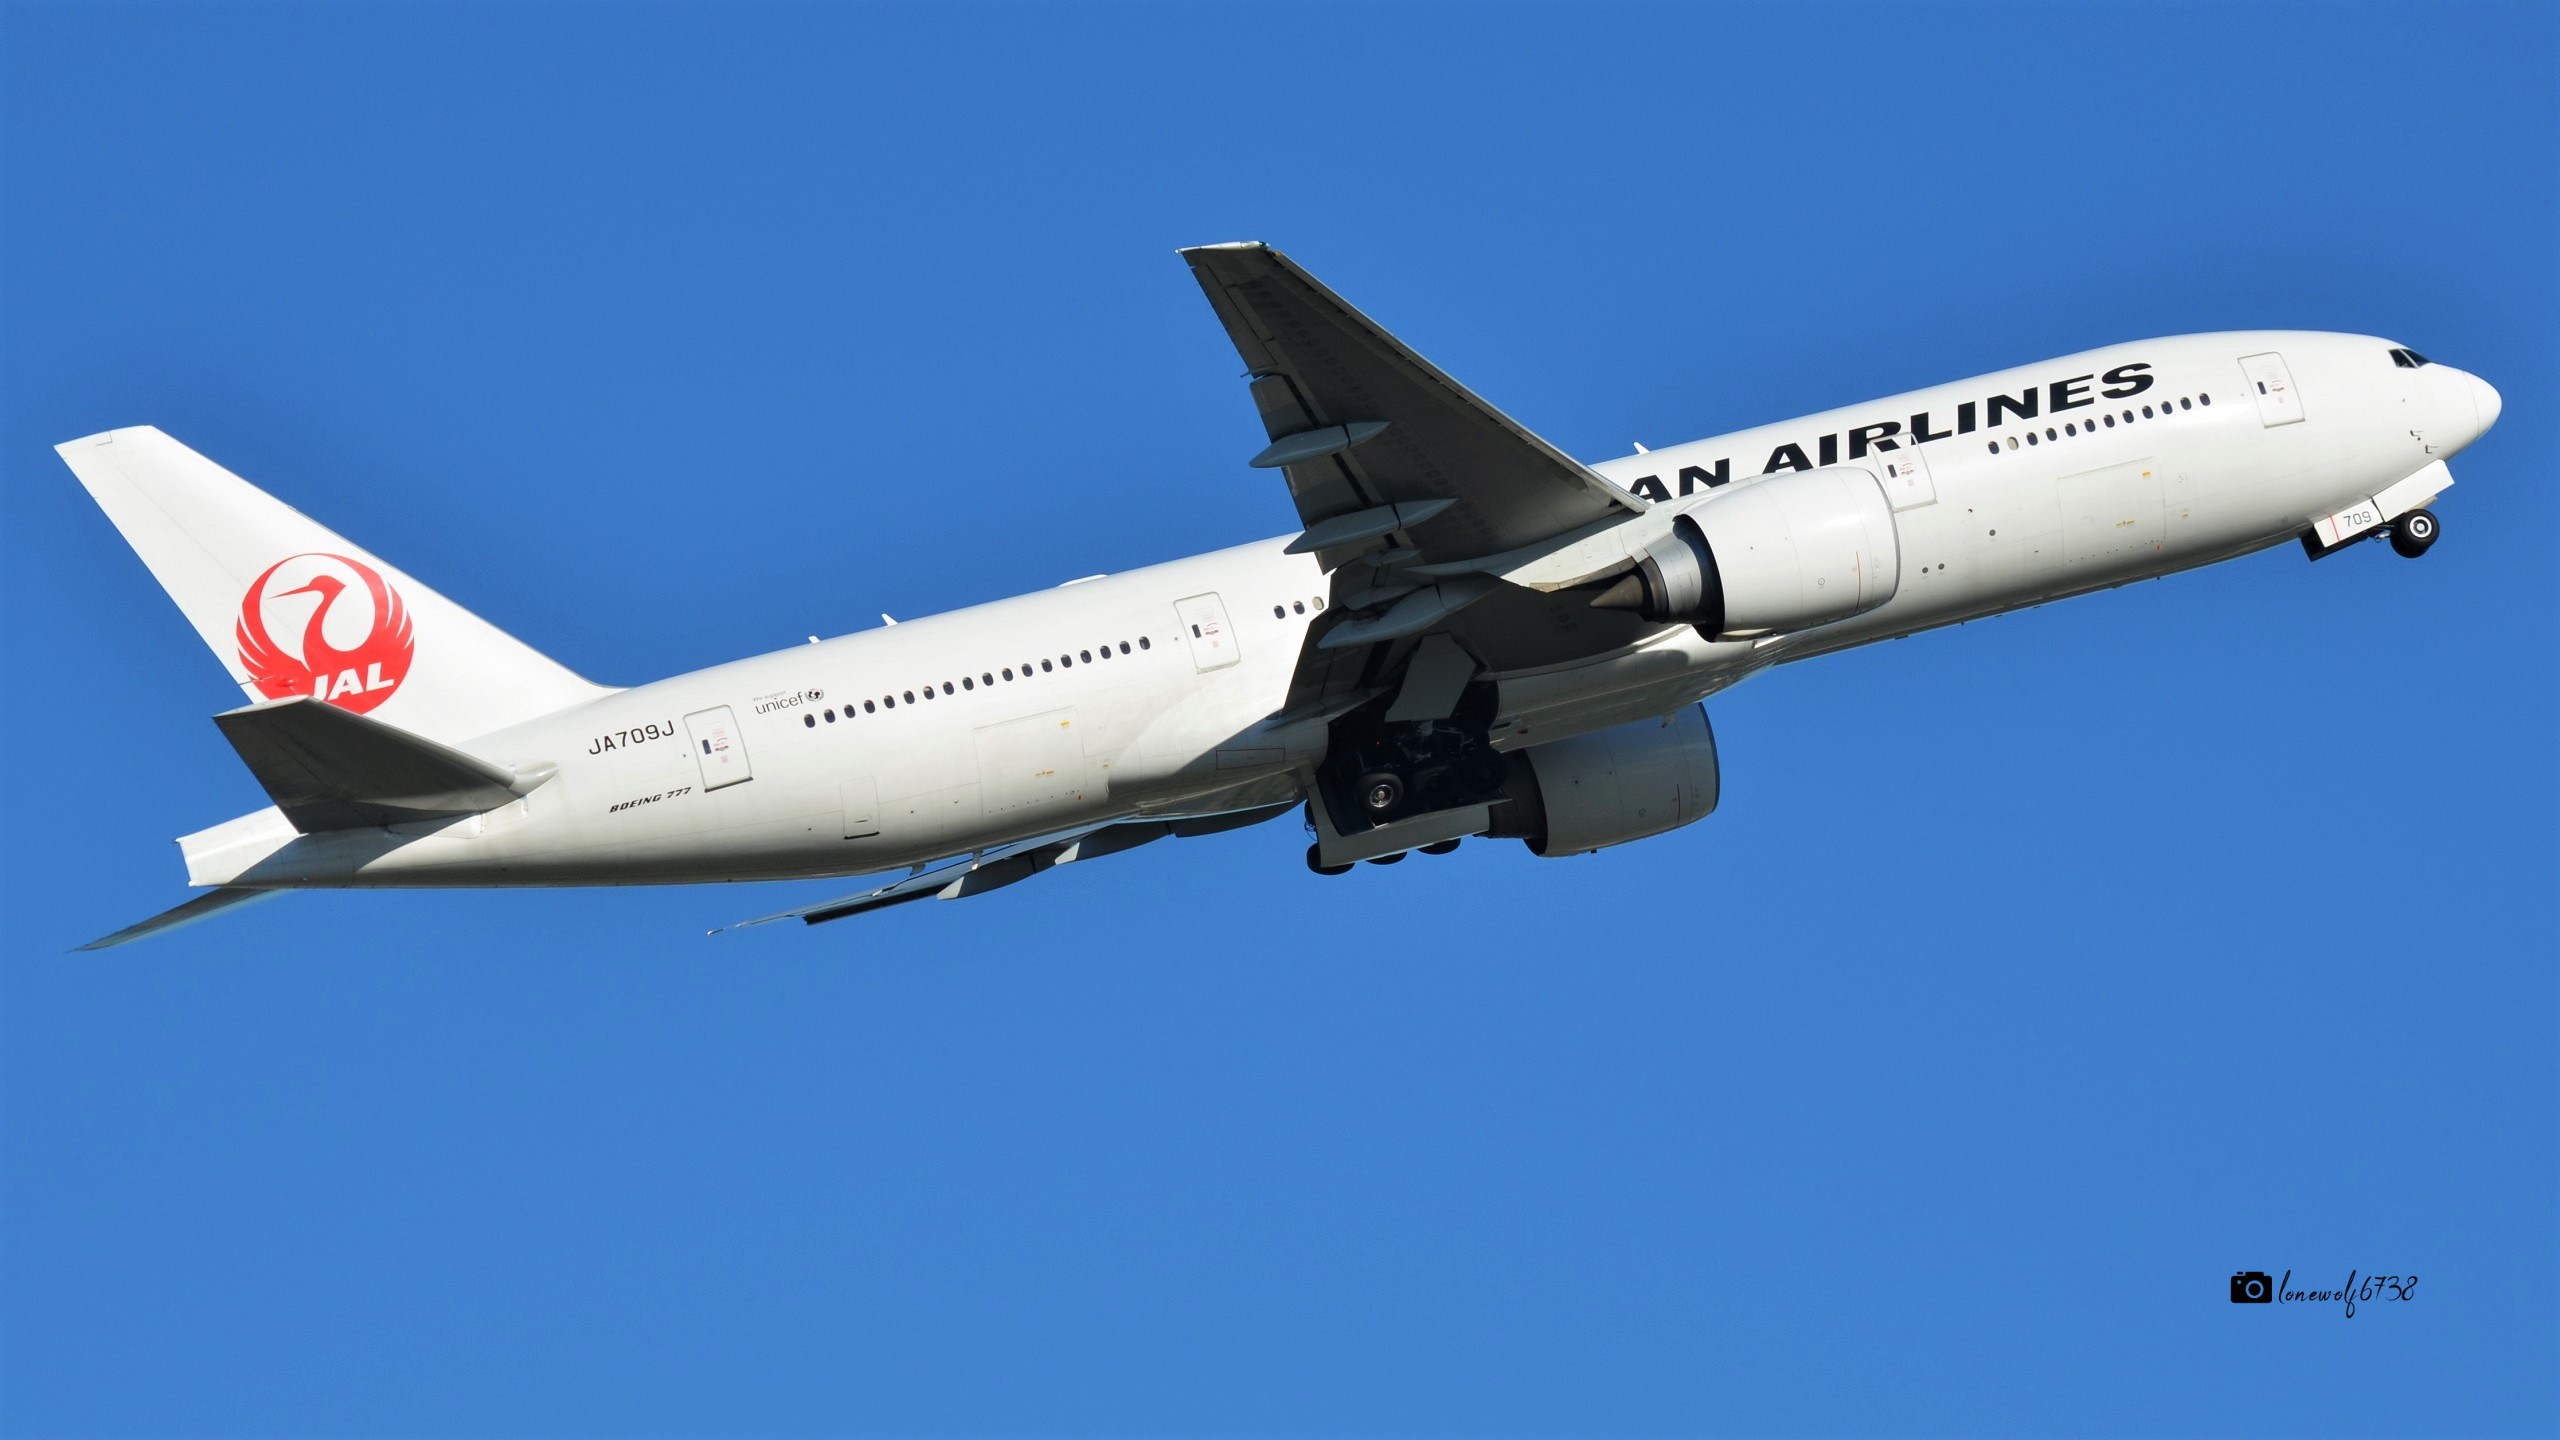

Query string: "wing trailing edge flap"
[[214, 696, 554, 833], [716, 801, 1299, 933]]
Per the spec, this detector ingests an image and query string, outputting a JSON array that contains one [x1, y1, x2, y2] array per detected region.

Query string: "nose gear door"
[[2239, 352, 2306, 427], [684, 705, 752, 791]]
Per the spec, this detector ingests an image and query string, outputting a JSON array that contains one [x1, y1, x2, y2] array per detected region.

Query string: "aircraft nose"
[[2466, 370, 2502, 434]]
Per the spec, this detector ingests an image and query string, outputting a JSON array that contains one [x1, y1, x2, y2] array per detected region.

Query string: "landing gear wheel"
[[1420, 839, 1461, 856], [1305, 844, 1352, 877], [2391, 508, 2439, 558], [1366, 851, 1406, 865], [1356, 771, 1405, 815]]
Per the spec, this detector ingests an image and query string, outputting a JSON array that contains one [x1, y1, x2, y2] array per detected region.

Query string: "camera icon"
[[2230, 1270, 2275, 1304]]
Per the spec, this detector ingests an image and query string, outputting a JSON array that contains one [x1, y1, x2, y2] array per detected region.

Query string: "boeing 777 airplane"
[[62, 244, 2500, 946]]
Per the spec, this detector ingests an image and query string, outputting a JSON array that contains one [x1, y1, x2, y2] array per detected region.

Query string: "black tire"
[[1366, 851, 1406, 865], [1356, 771, 1405, 814], [2391, 508, 2439, 558], [1305, 843, 1352, 877], [1420, 839, 1461, 856]]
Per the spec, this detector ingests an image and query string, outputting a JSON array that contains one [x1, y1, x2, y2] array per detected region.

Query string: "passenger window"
[[2142, 405, 2155, 418], [2005, 436, 2018, 450], [1190, 624, 1202, 637], [1118, 641, 1130, 654], [902, 691, 914, 704], [864, 700, 876, 713], [1139, 636, 1152, 649], [2199, 393, 2211, 406], [1987, 442, 1999, 455], [2026, 432, 2038, 446], [2044, 427, 2057, 441], [2103, 414, 2115, 427], [824, 708, 836, 722], [1077, 650, 1089, 663], [942, 682, 953, 695], [2065, 422, 2077, 436], [803, 714, 815, 728], [1001, 668, 1013, 681], [1291, 602, 1305, 615], [2122, 410, 2134, 423], [1272, 605, 1284, 619], [2179, 397, 2192, 411], [962, 677, 974, 690], [1311, 597, 1323, 611]]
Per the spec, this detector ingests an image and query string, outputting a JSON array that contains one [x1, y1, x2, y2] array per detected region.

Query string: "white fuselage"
[[178, 330, 2496, 890]]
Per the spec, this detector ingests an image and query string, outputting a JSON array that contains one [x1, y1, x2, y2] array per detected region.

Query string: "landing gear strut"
[[1318, 689, 1510, 837], [2390, 508, 2439, 559]]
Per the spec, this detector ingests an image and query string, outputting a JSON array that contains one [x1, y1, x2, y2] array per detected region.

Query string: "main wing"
[[1182, 242, 1642, 560], [1182, 243, 1663, 717]]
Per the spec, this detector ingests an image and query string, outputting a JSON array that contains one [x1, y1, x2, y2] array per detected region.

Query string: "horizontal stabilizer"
[[78, 887, 280, 951], [214, 696, 550, 832]]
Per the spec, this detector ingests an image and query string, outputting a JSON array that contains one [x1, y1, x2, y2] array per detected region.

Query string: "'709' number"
[[589, 720, 677, 755]]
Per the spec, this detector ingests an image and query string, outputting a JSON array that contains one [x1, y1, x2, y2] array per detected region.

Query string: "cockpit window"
[[2388, 347, 2434, 368]]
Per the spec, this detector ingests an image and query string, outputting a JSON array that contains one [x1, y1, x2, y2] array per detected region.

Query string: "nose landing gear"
[[2390, 508, 2439, 559]]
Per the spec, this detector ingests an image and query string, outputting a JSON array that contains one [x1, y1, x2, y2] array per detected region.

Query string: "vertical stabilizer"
[[59, 427, 611, 743]]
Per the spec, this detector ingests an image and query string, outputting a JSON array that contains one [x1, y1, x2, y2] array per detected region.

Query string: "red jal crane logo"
[[236, 553, 415, 713]]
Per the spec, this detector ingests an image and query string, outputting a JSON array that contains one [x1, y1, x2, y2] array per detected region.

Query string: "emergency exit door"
[[684, 706, 753, 791], [1173, 592, 1240, 672], [2239, 352, 2305, 427]]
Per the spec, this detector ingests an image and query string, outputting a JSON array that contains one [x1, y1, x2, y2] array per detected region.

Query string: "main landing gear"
[[1304, 690, 1508, 878], [2390, 508, 2440, 559], [1303, 837, 1464, 876]]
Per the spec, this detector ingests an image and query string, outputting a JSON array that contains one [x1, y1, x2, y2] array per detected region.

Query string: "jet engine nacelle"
[[1593, 466, 1902, 639], [1489, 706, 1721, 857]]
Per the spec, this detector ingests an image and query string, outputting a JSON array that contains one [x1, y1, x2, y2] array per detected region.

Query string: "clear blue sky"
[[4, 4, 2553, 1435]]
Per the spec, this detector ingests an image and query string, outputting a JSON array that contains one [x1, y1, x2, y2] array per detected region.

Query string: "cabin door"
[[1173, 593, 1241, 672], [2238, 352, 2306, 427], [1877, 448, 1937, 510], [683, 706, 753, 791]]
